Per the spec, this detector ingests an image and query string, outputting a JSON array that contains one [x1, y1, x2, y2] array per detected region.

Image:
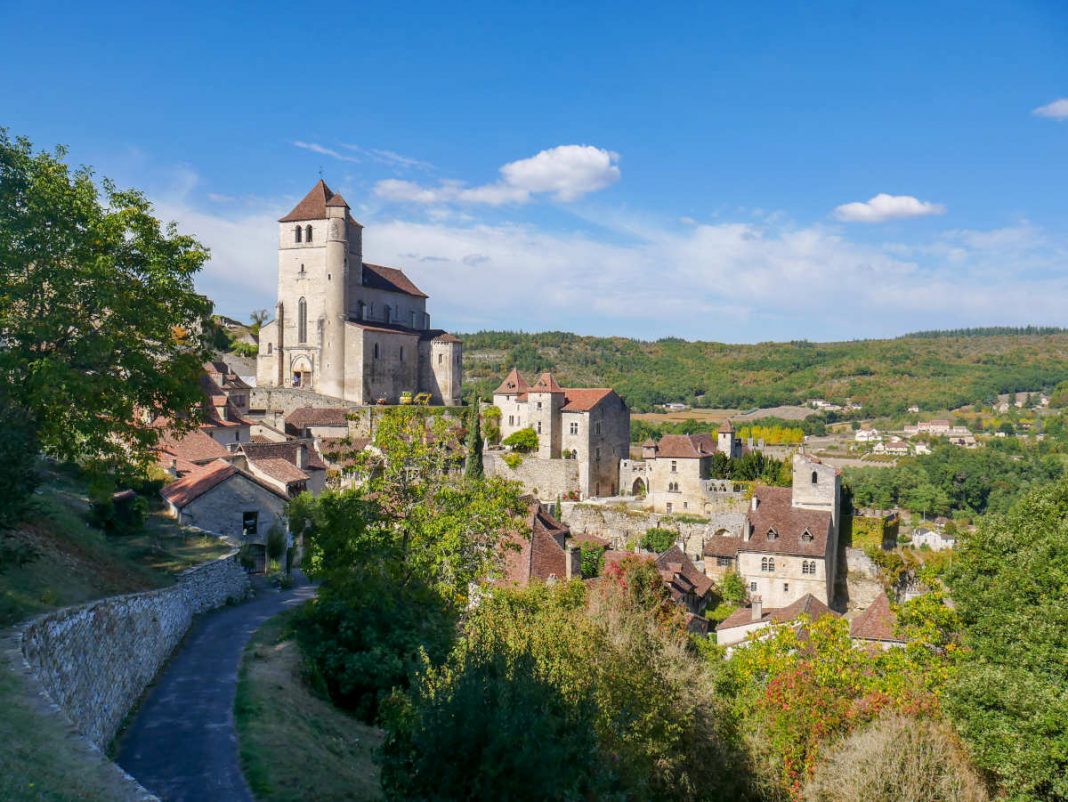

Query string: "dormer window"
[[767, 528, 778, 541], [305, 225, 313, 242], [294, 225, 302, 243], [801, 529, 813, 543]]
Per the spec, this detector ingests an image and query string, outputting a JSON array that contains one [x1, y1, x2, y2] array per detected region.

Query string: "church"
[[256, 180, 462, 406]]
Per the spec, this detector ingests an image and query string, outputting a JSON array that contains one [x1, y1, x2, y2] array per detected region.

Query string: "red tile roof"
[[494, 367, 529, 395], [240, 441, 327, 471], [531, 372, 564, 393], [156, 427, 230, 464], [161, 460, 238, 508], [849, 592, 904, 643], [562, 388, 614, 412], [716, 593, 838, 632], [432, 332, 462, 344], [250, 457, 309, 486], [498, 502, 572, 585], [655, 433, 717, 459], [743, 485, 833, 557], [569, 531, 610, 548], [286, 406, 350, 431], [718, 419, 735, 433], [362, 262, 428, 298], [279, 179, 333, 222], [655, 544, 714, 598], [325, 193, 349, 207]]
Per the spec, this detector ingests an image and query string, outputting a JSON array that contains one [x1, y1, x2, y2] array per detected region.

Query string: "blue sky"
[[2, 0, 1067, 342]]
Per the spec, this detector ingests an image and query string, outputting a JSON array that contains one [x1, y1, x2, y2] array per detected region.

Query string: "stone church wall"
[[17, 553, 250, 750]]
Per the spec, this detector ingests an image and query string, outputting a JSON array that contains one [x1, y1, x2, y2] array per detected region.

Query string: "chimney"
[[565, 545, 580, 580], [296, 443, 306, 469], [751, 595, 763, 621], [751, 495, 759, 511], [169, 458, 178, 477]]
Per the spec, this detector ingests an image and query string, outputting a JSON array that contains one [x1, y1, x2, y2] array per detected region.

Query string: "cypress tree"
[[464, 398, 484, 480]]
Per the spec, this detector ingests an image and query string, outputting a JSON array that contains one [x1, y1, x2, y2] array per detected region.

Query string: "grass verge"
[[235, 608, 385, 802]]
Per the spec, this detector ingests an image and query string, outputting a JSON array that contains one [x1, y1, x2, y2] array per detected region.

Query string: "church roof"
[[494, 367, 529, 395], [362, 262, 428, 298], [562, 388, 614, 412], [279, 179, 362, 225], [718, 419, 735, 433]]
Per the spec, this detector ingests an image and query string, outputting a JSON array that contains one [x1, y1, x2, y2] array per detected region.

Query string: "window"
[[357, 301, 365, 320], [768, 558, 775, 571], [297, 297, 307, 343], [671, 460, 677, 473], [294, 225, 302, 243], [384, 305, 391, 323], [411, 310, 416, 328], [716, 556, 732, 567], [801, 529, 813, 543], [438, 354, 443, 364], [666, 503, 673, 513], [235, 430, 240, 442], [767, 528, 778, 541], [596, 447, 600, 460], [537, 421, 542, 434], [783, 583, 789, 593], [811, 470, 818, 485], [508, 415, 514, 426], [536, 401, 543, 411], [750, 581, 758, 592], [267, 342, 273, 354], [595, 421, 602, 435], [305, 224, 313, 242], [242, 511, 258, 536], [569, 422, 578, 435], [399, 346, 404, 362], [299, 263, 305, 275], [373, 343, 379, 359], [761, 557, 769, 571]]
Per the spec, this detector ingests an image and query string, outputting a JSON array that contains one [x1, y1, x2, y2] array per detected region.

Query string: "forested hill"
[[460, 329, 1068, 414]]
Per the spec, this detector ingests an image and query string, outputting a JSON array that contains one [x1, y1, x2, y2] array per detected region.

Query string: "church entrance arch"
[[631, 478, 646, 496], [291, 355, 313, 388]]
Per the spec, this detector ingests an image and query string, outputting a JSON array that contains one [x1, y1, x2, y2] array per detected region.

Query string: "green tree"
[[0, 391, 39, 528], [641, 526, 677, 553], [945, 480, 1068, 801], [0, 129, 213, 504], [464, 400, 484, 480], [502, 426, 538, 453], [248, 308, 269, 335]]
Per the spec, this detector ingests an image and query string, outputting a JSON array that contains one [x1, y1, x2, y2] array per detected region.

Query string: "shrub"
[[502, 427, 538, 453], [266, 524, 287, 565], [502, 452, 523, 470], [804, 714, 987, 802], [641, 526, 677, 553], [579, 543, 604, 578]]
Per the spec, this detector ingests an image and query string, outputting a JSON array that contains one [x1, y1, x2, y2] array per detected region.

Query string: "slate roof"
[[362, 262, 428, 298], [286, 406, 350, 431], [716, 593, 838, 632], [849, 592, 904, 643]]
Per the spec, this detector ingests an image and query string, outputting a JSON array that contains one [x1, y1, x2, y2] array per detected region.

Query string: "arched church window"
[[768, 557, 775, 571], [811, 471, 818, 485], [294, 225, 302, 243], [298, 297, 307, 344], [373, 343, 379, 359], [357, 301, 366, 320], [384, 305, 392, 324], [305, 225, 313, 242]]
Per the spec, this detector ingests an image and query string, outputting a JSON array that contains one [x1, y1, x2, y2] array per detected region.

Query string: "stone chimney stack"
[[751, 495, 759, 512], [565, 545, 580, 580], [751, 595, 763, 621]]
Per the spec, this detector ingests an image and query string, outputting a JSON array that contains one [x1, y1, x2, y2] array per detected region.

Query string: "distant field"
[[632, 405, 815, 425]]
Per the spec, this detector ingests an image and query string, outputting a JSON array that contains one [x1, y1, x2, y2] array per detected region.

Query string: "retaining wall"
[[561, 502, 747, 558], [18, 553, 250, 750]]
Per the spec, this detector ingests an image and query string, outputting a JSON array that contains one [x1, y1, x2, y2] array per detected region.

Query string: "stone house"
[[910, 526, 956, 551], [848, 592, 905, 649], [284, 406, 350, 439], [235, 440, 327, 497], [256, 180, 461, 406], [200, 361, 253, 447], [489, 369, 630, 500], [703, 453, 840, 609], [495, 501, 582, 585], [715, 593, 838, 649], [654, 544, 715, 634], [619, 423, 743, 514], [160, 459, 289, 572]]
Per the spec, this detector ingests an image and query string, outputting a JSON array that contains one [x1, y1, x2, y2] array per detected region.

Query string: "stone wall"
[[842, 547, 885, 611], [485, 451, 580, 500], [18, 553, 250, 750], [561, 502, 747, 560]]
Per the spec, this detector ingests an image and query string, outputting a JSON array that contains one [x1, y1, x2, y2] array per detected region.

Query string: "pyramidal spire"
[[278, 179, 335, 222]]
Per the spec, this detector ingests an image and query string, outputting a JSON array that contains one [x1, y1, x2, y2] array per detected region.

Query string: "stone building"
[[256, 180, 462, 406], [715, 593, 838, 649], [489, 368, 630, 499], [703, 453, 841, 609], [618, 421, 744, 514], [160, 459, 289, 572]]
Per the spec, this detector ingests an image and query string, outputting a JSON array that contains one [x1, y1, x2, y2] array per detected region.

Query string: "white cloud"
[[373, 145, 620, 206], [833, 193, 946, 223], [340, 144, 434, 170], [1033, 98, 1068, 120], [293, 141, 360, 163]]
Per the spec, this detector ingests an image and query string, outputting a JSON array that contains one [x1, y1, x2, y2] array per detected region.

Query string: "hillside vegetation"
[[460, 329, 1068, 414]]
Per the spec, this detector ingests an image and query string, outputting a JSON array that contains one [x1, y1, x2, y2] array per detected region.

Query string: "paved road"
[[116, 579, 315, 802]]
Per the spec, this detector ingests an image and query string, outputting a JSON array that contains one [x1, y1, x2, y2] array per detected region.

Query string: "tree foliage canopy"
[[0, 129, 213, 490]]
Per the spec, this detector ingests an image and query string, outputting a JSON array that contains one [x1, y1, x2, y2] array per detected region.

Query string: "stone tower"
[[717, 419, 739, 458], [791, 452, 840, 531], [528, 372, 565, 459]]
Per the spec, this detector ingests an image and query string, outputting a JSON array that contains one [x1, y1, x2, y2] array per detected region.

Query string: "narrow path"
[[116, 578, 315, 802]]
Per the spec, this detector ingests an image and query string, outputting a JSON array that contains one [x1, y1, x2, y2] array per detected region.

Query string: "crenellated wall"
[[17, 553, 250, 750]]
